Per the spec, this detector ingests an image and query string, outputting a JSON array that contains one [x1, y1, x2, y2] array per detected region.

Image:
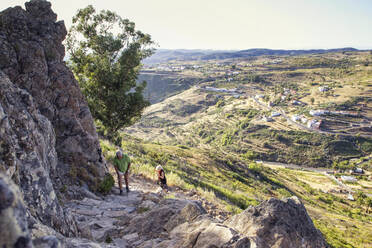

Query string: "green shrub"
[[137, 207, 150, 214], [248, 162, 262, 173], [216, 99, 225, 108], [98, 173, 115, 195], [277, 188, 292, 197], [105, 236, 113, 243], [243, 151, 257, 160]]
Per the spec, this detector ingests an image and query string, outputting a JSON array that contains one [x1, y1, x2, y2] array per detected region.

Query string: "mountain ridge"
[[144, 47, 361, 64]]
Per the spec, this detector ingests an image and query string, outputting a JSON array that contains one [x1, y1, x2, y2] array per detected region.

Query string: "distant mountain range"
[[143, 47, 361, 64]]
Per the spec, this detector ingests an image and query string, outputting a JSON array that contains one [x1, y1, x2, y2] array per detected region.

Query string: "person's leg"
[[117, 172, 123, 194], [124, 171, 129, 192], [163, 177, 168, 192]]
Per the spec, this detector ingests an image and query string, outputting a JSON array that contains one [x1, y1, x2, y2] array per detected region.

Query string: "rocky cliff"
[[0, 0, 105, 188], [0, 0, 104, 238]]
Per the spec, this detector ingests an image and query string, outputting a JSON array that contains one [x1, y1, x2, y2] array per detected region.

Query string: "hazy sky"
[[1, 0, 371, 50]]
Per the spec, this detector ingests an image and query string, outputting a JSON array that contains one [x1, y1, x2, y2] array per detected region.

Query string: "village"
[[142, 54, 372, 140]]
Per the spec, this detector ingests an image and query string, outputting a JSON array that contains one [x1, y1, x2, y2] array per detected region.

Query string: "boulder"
[[225, 196, 328, 248], [125, 199, 206, 239], [156, 216, 251, 248]]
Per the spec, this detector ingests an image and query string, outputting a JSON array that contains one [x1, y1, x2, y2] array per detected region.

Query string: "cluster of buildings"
[[290, 114, 322, 129], [310, 109, 360, 117]]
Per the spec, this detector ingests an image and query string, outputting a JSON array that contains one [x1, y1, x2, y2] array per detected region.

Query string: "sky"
[[1, 0, 371, 50]]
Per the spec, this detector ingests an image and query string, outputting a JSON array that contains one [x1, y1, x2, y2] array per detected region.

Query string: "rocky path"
[[62, 175, 229, 248], [57, 174, 328, 248]]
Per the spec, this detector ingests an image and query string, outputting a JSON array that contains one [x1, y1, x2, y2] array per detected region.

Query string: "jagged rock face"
[[0, 71, 77, 236], [0, 173, 32, 248], [0, 0, 105, 237], [225, 196, 328, 248], [0, 0, 105, 191]]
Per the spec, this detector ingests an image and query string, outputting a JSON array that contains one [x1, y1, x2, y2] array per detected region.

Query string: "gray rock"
[[164, 200, 207, 231], [0, 0, 105, 194], [125, 199, 206, 239], [225, 196, 328, 248], [157, 216, 244, 248], [33, 235, 60, 248], [0, 0, 106, 237], [112, 238, 129, 247], [0, 69, 77, 236], [0, 173, 32, 248], [64, 238, 103, 248]]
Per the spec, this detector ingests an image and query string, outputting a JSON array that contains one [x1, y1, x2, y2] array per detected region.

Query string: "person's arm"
[[113, 159, 119, 174], [126, 162, 131, 173]]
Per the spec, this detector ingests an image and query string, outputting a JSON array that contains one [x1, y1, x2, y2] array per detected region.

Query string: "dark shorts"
[[158, 177, 167, 188]]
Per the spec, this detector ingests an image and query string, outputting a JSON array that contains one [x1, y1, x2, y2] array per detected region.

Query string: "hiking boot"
[[126, 186, 130, 193], [119, 189, 123, 195]]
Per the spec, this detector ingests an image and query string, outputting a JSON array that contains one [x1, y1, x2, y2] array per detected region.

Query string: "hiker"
[[113, 150, 131, 195], [155, 165, 168, 192]]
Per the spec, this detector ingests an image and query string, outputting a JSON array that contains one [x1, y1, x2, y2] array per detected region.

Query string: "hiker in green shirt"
[[113, 150, 131, 195]]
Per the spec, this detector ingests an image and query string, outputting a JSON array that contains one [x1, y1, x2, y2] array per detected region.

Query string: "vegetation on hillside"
[[100, 134, 372, 248], [121, 51, 372, 248]]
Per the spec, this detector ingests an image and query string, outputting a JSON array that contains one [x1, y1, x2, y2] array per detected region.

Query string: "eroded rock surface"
[[225, 196, 328, 248], [0, 71, 77, 236], [0, 0, 105, 192], [0, 0, 105, 237], [0, 173, 32, 248]]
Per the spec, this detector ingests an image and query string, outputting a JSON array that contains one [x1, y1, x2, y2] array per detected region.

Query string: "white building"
[[291, 115, 301, 122], [309, 110, 329, 116], [318, 86, 329, 92], [347, 194, 355, 201], [340, 175, 357, 182], [307, 119, 321, 129]]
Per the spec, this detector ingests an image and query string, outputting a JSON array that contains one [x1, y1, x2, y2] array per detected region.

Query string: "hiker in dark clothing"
[[155, 165, 168, 192]]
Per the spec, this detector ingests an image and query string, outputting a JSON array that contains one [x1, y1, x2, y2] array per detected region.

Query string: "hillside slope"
[[125, 50, 372, 247]]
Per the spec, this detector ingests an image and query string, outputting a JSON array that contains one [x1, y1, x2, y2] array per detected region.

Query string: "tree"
[[66, 5, 154, 142]]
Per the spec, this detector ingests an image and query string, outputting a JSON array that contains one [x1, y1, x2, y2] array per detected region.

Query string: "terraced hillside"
[[122, 50, 372, 247]]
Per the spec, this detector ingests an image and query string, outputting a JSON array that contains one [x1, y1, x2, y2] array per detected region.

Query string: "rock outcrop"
[[225, 197, 328, 248], [0, 0, 105, 191], [0, 0, 104, 237], [0, 70, 77, 236]]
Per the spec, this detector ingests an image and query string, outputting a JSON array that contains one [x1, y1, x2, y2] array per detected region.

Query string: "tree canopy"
[[66, 5, 155, 138]]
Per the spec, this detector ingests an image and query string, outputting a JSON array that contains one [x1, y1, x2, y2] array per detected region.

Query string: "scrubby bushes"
[[98, 173, 115, 194]]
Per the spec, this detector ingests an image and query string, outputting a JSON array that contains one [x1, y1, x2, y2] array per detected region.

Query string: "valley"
[[121, 50, 372, 247]]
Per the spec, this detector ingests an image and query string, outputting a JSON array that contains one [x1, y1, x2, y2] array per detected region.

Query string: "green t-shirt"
[[113, 154, 130, 173]]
